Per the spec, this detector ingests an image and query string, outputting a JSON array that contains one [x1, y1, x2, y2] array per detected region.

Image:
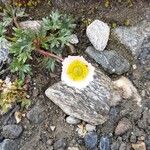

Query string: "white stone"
[[69, 34, 79, 44], [85, 124, 96, 132], [86, 20, 110, 51], [19, 20, 42, 31], [68, 147, 79, 150], [50, 126, 56, 131], [66, 116, 81, 125]]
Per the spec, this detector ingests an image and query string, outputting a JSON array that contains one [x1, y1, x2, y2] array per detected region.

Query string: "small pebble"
[[84, 132, 98, 150], [138, 136, 145, 141], [130, 134, 137, 143], [68, 147, 79, 150], [66, 116, 81, 125], [54, 138, 67, 150], [119, 142, 126, 150], [132, 141, 146, 150], [115, 118, 132, 136], [2, 125, 23, 139], [27, 104, 45, 124], [99, 135, 110, 150], [69, 34, 79, 44], [111, 142, 120, 150], [85, 124, 96, 132], [46, 139, 53, 145], [0, 139, 18, 150], [50, 126, 56, 131], [132, 64, 137, 70]]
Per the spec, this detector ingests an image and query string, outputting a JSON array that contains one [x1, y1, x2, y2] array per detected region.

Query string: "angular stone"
[[113, 20, 150, 58], [45, 68, 121, 125], [86, 20, 110, 51], [86, 46, 130, 75], [2, 125, 23, 139]]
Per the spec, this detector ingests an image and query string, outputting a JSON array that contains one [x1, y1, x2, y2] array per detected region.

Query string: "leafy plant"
[[10, 28, 35, 80], [0, 5, 27, 26], [0, 78, 31, 114], [10, 11, 76, 81]]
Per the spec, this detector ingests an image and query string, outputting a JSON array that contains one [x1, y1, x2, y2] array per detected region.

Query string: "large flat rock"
[[86, 46, 130, 75], [45, 68, 121, 125]]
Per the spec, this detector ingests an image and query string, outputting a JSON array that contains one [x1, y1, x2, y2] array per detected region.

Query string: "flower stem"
[[36, 49, 63, 62], [13, 17, 20, 28]]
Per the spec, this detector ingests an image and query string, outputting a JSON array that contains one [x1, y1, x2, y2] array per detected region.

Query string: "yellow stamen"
[[67, 60, 89, 81]]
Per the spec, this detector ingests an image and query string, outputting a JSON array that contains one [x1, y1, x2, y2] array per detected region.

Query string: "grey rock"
[[2, 125, 23, 139], [46, 139, 53, 146], [111, 142, 120, 150], [137, 38, 150, 80], [45, 68, 121, 125], [54, 138, 67, 150], [66, 116, 81, 125], [27, 104, 46, 124], [84, 132, 98, 150], [69, 34, 79, 44], [137, 109, 149, 129], [86, 46, 130, 75], [99, 135, 110, 150], [86, 20, 110, 51], [130, 134, 137, 143], [85, 124, 96, 132], [109, 106, 119, 121], [0, 139, 18, 150], [113, 20, 150, 58], [115, 118, 132, 136], [48, 146, 54, 150], [119, 142, 127, 150], [138, 37, 150, 67]]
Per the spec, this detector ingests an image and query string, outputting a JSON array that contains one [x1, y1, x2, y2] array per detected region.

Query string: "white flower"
[[61, 56, 95, 89]]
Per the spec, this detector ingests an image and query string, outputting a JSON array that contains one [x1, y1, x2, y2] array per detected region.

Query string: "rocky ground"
[[0, 0, 150, 150]]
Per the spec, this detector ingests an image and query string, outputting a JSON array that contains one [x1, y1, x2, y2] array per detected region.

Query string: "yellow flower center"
[[67, 60, 89, 81]]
